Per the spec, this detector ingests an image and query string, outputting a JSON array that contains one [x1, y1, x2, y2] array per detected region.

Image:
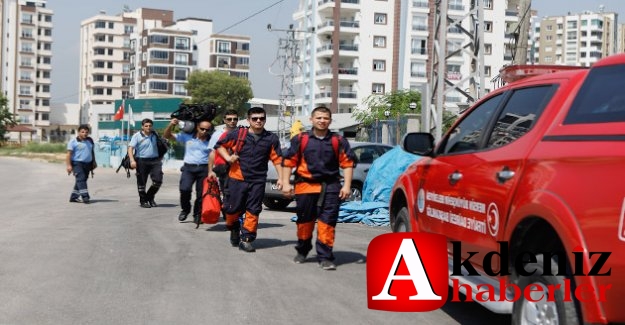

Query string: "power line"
[[195, 0, 285, 45]]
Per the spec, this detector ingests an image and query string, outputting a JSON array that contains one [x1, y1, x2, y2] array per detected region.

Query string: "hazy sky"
[[49, 0, 624, 104]]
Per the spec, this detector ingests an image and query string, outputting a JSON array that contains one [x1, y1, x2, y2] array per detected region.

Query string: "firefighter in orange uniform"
[[214, 107, 283, 253], [281, 106, 356, 270]]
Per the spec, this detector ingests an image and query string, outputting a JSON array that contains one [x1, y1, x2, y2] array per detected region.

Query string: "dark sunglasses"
[[199, 127, 210, 132], [250, 117, 266, 122], [225, 117, 238, 122]]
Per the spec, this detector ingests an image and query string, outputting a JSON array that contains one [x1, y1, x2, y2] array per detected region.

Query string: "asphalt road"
[[0, 157, 511, 325]]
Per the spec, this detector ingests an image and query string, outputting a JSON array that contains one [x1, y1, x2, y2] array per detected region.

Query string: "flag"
[[128, 104, 135, 125], [113, 102, 124, 121]]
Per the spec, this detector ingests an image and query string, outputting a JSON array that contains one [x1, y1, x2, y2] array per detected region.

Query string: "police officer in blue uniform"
[[66, 124, 97, 204], [164, 118, 216, 223], [128, 118, 163, 208]]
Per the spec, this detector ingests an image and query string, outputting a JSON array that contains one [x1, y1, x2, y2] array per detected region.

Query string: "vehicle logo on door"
[[487, 203, 499, 237], [417, 188, 425, 213]]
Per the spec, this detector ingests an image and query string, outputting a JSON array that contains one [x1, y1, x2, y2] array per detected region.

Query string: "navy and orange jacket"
[[282, 131, 356, 194], [215, 128, 282, 183]]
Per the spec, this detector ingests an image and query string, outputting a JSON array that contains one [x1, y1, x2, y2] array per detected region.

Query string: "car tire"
[[393, 207, 412, 232], [512, 254, 580, 325], [349, 182, 363, 202], [262, 198, 292, 210]]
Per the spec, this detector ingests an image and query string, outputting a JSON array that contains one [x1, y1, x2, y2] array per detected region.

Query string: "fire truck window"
[[564, 64, 625, 124], [442, 94, 503, 154], [486, 85, 555, 149]]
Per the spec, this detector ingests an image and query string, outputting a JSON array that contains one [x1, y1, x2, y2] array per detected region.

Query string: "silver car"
[[263, 142, 393, 210]]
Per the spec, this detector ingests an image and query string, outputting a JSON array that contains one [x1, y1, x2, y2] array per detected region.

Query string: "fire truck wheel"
[[512, 254, 580, 325], [393, 207, 412, 233]]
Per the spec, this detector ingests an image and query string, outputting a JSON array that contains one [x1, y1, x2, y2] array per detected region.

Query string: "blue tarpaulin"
[[337, 146, 421, 226]]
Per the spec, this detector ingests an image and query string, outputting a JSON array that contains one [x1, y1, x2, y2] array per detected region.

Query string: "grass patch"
[[0, 142, 67, 163]]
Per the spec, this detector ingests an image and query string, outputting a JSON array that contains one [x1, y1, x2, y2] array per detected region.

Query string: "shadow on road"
[[334, 250, 367, 265]]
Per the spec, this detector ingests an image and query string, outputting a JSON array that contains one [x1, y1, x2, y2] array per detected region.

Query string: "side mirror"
[[402, 132, 435, 156]]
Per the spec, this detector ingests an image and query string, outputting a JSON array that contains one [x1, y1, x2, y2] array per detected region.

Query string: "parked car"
[[389, 54, 625, 324], [263, 142, 393, 210]]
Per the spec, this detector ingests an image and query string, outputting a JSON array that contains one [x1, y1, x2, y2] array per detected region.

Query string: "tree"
[[352, 89, 421, 126], [0, 95, 17, 144], [185, 70, 254, 121]]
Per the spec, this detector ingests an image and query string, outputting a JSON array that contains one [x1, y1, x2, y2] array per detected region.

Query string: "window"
[[412, 15, 427, 31], [175, 53, 188, 65], [372, 83, 385, 94], [150, 35, 169, 44], [564, 65, 625, 124], [373, 60, 386, 71], [107, 75, 113, 82], [149, 66, 168, 75], [373, 36, 386, 48], [150, 50, 169, 60], [411, 38, 427, 55], [175, 37, 189, 50], [19, 100, 30, 108], [95, 21, 106, 28], [124, 25, 134, 34], [374, 13, 387, 25], [546, 25, 553, 31], [22, 13, 33, 24], [22, 28, 33, 38], [442, 94, 502, 154], [486, 86, 555, 148], [217, 56, 230, 68], [483, 0, 493, 9], [21, 43, 33, 52], [20, 71, 32, 81], [93, 74, 104, 82], [94, 61, 105, 68], [485, 21, 493, 32], [174, 68, 188, 81], [174, 84, 187, 96], [217, 41, 231, 53], [20, 58, 32, 67], [108, 22, 114, 29], [411, 62, 426, 77], [484, 66, 491, 76], [149, 81, 168, 92], [94, 48, 105, 55], [485, 43, 492, 54]]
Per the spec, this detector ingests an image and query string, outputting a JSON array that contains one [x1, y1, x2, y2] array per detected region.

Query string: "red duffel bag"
[[200, 176, 221, 226]]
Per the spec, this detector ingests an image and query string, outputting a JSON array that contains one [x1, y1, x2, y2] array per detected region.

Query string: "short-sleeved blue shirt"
[[175, 132, 212, 164], [67, 137, 93, 163]]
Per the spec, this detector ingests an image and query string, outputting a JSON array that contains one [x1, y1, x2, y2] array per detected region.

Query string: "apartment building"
[[80, 8, 250, 125], [537, 9, 618, 66], [1, 0, 53, 141], [292, 0, 523, 115], [293, 0, 396, 114]]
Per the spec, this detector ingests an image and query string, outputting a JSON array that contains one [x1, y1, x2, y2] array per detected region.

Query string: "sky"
[[49, 0, 625, 104]]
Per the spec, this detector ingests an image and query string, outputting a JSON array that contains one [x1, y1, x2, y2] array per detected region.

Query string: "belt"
[[137, 157, 159, 161], [184, 163, 208, 167]]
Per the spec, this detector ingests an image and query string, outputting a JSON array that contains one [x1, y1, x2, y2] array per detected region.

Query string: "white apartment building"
[[538, 10, 618, 67], [293, 0, 523, 115], [1, 0, 53, 140], [293, 0, 396, 114], [80, 8, 250, 124], [79, 7, 176, 118]]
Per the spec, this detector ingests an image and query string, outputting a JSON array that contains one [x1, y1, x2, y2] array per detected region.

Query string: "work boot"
[[178, 211, 189, 222], [149, 199, 157, 207], [319, 260, 336, 271], [239, 241, 256, 253], [293, 253, 307, 264], [140, 202, 151, 208], [230, 229, 240, 247]]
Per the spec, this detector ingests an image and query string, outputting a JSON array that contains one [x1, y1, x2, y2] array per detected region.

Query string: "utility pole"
[[426, 0, 485, 141], [268, 24, 300, 148], [512, 0, 531, 65]]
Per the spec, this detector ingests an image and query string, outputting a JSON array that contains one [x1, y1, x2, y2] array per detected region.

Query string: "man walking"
[[128, 118, 163, 208], [66, 124, 97, 204], [209, 109, 239, 192], [214, 107, 283, 252], [281, 106, 356, 270], [164, 118, 214, 223]]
